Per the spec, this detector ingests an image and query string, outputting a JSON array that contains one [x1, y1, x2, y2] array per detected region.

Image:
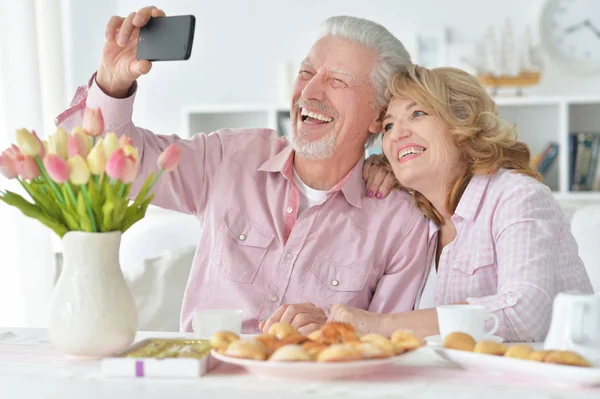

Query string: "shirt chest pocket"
[[218, 209, 275, 284], [451, 245, 496, 275], [311, 257, 367, 292]]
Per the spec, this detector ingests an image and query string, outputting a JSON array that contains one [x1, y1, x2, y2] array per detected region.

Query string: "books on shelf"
[[569, 132, 600, 191], [533, 142, 559, 176]]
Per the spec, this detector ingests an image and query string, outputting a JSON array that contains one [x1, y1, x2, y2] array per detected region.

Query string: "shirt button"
[[238, 234, 246, 241], [286, 206, 293, 214], [285, 253, 293, 260], [270, 295, 278, 302], [331, 279, 339, 287]]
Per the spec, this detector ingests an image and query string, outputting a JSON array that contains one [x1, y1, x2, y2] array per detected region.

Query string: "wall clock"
[[540, 0, 600, 73]]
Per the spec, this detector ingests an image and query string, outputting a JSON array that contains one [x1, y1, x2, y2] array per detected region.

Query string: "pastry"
[[301, 340, 329, 358], [210, 331, 240, 353], [312, 322, 360, 344], [544, 350, 592, 367], [504, 344, 533, 360], [391, 330, 424, 351], [317, 343, 363, 362], [254, 334, 279, 355], [360, 333, 397, 357], [223, 339, 268, 360], [443, 332, 476, 352], [269, 344, 312, 362], [268, 322, 298, 340], [278, 334, 308, 346], [527, 350, 552, 362], [473, 340, 507, 356], [356, 342, 389, 359]]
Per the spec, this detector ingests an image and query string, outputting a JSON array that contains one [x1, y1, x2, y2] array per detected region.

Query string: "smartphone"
[[137, 15, 196, 61]]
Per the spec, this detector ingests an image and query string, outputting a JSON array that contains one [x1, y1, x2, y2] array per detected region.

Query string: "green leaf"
[[134, 172, 155, 204], [103, 178, 116, 203], [0, 191, 69, 237], [21, 180, 63, 221], [112, 197, 128, 231], [88, 178, 101, 212], [101, 201, 115, 231], [60, 208, 80, 230], [122, 193, 154, 232], [76, 191, 93, 232]]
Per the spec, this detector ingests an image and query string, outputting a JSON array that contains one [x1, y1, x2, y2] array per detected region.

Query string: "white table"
[[1, 327, 598, 399]]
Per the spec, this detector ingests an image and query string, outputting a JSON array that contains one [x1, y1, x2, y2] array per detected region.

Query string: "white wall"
[[65, 0, 600, 136]]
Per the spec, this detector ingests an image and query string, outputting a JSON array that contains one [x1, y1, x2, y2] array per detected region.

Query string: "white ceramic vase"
[[48, 231, 138, 358]]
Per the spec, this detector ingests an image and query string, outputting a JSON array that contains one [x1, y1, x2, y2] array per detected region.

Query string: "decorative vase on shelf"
[[48, 231, 138, 358]]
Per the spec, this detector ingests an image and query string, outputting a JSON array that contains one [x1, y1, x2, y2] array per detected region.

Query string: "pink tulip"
[[68, 133, 89, 158], [0, 153, 18, 179], [15, 154, 40, 180], [157, 144, 182, 172], [119, 135, 133, 148], [106, 148, 127, 180], [121, 156, 138, 184], [43, 154, 69, 184], [5, 144, 22, 159], [82, 108, 105, 138]]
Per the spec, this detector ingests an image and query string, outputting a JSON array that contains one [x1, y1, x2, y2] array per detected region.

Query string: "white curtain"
[[0, 0, 67, 327]]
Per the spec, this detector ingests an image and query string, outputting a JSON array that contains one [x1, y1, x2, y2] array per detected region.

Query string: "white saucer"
[[425, 334, 504, 346]]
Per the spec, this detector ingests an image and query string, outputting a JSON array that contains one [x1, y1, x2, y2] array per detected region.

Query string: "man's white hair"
[[317, 16, 412, 147]]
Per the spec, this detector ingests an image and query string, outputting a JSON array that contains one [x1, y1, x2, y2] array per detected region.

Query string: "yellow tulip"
[[48, 128, 69, 159], [103, 133, 120, 159], [68, 155, 90, 185], [87, 139, 107, 175], [71, 126, 92, 151], [16, 128, 41, 156]]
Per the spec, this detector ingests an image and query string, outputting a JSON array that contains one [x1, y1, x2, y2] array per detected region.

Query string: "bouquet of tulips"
[[0, 108, 181, 238]]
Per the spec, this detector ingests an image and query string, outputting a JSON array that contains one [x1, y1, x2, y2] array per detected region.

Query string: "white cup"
[[192, 309, 243, 339], [437, 304, 500, 340], [544, 291, 600, 364]]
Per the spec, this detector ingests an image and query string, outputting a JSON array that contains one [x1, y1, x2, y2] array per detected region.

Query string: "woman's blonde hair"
[[385, 65, 541, 225]]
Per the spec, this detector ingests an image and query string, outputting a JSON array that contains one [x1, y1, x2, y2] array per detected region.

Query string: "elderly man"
[[55, 6, 430, 334]]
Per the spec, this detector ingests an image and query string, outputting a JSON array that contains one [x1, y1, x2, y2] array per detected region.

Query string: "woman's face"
[[381, 96, 462, 193]]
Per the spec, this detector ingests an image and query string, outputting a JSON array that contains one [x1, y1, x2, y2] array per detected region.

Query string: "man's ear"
[[368, 108, 386, 134]]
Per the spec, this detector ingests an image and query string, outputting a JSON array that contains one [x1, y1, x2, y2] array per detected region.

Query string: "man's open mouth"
[[300, 107, 334, 124]]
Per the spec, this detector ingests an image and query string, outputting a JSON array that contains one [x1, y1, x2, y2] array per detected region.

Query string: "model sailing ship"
[[466, 20, 543, 95]]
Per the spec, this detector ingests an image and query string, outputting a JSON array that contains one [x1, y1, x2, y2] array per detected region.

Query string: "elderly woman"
[[330, 65, 593, 342]]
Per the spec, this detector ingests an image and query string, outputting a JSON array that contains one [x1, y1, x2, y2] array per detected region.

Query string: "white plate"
[[211, 350, 407, 380], [425, 334, 503, 346], [432, 347, 600, 387]]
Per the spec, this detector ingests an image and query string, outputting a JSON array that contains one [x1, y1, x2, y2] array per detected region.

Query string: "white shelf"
[[180, 97, 600, 207], [494, 96, 600, 106]]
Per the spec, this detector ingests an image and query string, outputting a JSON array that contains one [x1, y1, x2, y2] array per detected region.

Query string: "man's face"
[[290, 36, 382, 160]]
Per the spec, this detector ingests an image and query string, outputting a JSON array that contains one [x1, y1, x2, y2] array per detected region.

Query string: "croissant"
[[269, 344, 312, 362], [310, 322, 360, 344], [210, 331, 240, 353], [391, 330, 424, 352], [223, 339, 268, 360], [317, 343, 363, 362], [268, 322, 299, 339], [360, 333, 397, 357]]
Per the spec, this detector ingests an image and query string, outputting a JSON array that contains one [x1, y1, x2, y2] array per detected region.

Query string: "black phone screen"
[[137, 15, 196, 61]]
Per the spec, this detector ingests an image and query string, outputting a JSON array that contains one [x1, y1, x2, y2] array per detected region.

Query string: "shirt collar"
[[258, 145, 294, 174], [258, 145, 363, 209], [454, 173, 493, 222]]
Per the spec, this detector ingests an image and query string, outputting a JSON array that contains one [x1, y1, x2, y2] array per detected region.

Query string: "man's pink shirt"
[[56, 78, 431, 333]]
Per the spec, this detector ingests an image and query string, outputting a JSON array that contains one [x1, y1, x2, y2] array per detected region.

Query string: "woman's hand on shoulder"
[[362, 154, 396, 199]]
